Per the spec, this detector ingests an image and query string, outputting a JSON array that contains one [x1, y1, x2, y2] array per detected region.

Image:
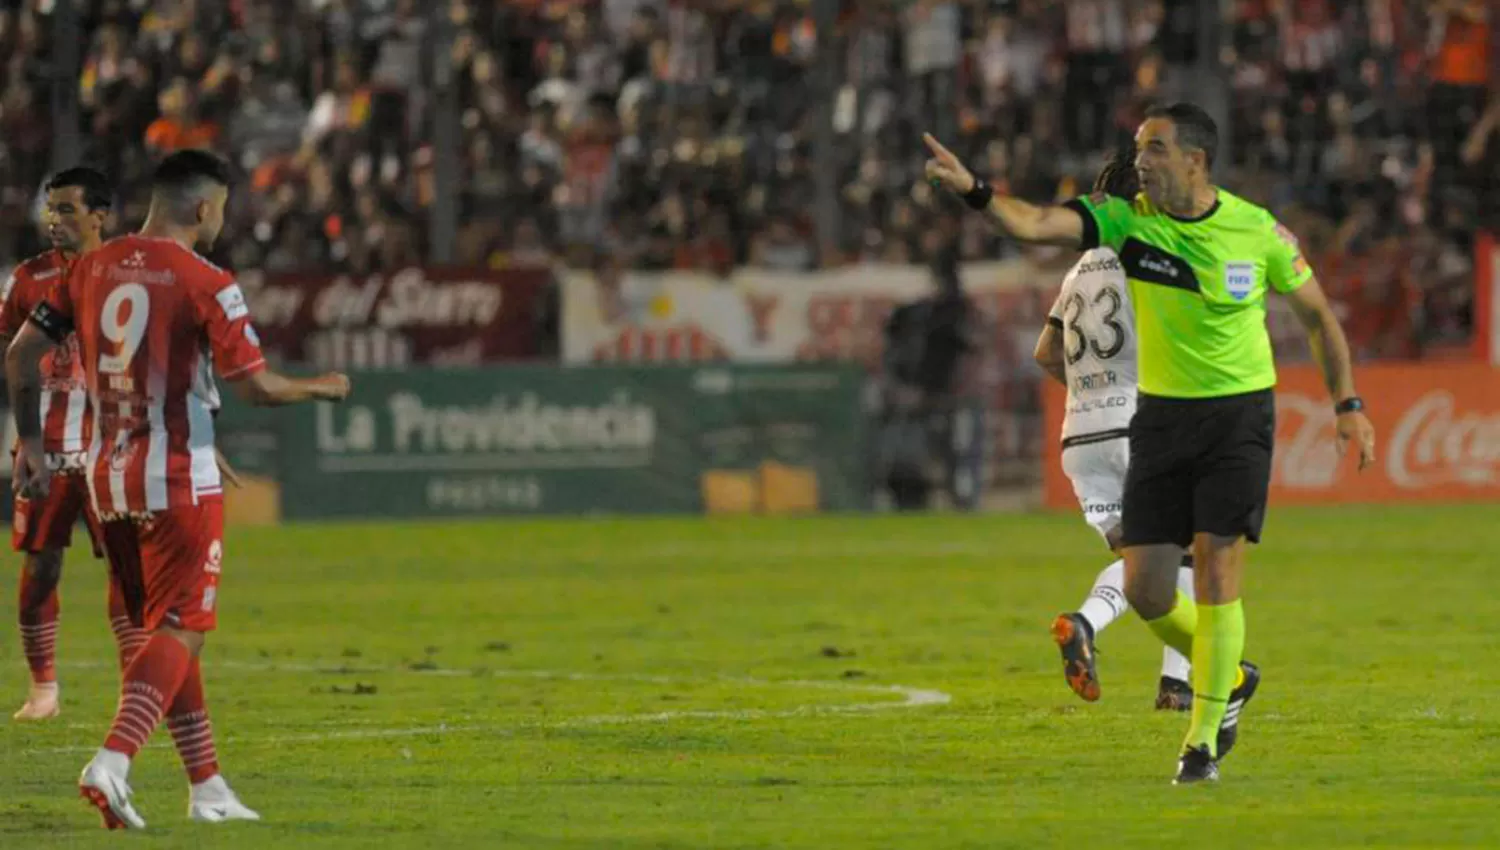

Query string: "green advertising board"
[[275, 365, 869, 519]]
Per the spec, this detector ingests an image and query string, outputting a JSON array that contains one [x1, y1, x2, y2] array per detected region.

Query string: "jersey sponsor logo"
[[32, 268, 59, 281], [1068, 394, 1131, 416], [1224, 261, 1256, 301], [45, 450, 87, 471], [1084, 502, 1122, 515], [205, 540, 223, 575], [1119, 238, 1199, 293], [216, 284, 250, 321], [1071, 369, 1120, 392], [1074, 256, 1122, 275]]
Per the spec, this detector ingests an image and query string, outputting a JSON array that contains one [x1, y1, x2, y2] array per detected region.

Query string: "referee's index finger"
[[922, 133, 952, 160]]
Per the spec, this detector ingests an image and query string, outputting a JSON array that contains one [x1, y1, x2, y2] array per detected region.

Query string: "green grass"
[[2, 504, 1497, 849]]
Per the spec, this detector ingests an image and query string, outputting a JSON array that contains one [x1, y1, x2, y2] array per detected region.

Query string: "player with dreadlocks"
[[1032, 145, 1196, 711]]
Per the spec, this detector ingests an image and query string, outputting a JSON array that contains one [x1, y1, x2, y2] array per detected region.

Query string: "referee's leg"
[[1119, 399, 1196, 663], [1184, 390, 1275, 767]]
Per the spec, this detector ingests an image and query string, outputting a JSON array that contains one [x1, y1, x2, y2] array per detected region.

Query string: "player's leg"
[[78, 500, 256, 827], [78, 519, 168, 829], [106, 575, 150, 671], [1154, 558, 1195, 712], [1052, 443, 1131, 701], [15, 548, 64, 719], [11, 477, 85, 720]]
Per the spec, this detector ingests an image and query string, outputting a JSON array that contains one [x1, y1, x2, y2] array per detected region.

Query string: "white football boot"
[[188, 774, 261, 823], [79, 749, 147, 830]]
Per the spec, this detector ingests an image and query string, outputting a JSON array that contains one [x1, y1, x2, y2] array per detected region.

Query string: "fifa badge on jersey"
[[1224, 262, 1256, 301]]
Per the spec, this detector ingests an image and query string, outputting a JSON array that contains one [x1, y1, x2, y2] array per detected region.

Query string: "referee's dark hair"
[[45, 167, 113, 211], [1093, 144, 1140, 200], [1144, 103, 1218, 170]]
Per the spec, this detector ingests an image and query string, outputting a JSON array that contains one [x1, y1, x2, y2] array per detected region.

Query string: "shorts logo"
[[1224, 261, 1256, 301], [205, 540, 223, 575], [201, 586, 217, 612], [244, 324, 260, 347]]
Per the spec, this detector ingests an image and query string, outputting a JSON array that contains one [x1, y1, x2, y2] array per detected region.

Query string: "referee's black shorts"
[[1120, 389, 1275, 548]]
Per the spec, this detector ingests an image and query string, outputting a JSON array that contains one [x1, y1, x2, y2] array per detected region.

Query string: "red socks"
[[107, 579, 149, 671], [18, 569, 59, 685], [103, 634, 192, 758], [165, 660, 219, 784]]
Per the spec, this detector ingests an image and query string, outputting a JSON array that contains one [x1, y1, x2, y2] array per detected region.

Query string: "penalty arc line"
[[27, 662, 952, 755]]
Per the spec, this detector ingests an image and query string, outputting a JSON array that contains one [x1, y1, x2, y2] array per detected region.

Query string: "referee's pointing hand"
[[1336, 409, 1377, 471], [923, 134, 976, 195]]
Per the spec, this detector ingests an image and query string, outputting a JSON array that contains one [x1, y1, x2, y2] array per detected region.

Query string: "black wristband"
[[1334, 397, 1364, 415], [962, 177, 994, 211]]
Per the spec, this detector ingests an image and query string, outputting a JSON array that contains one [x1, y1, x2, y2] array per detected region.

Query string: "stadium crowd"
[[0, 0, 1490, 356]]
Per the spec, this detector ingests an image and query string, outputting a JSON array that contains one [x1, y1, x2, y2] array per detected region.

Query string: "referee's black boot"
[[1154, 676, 1193, 712], [1216, 661, 1261, 760], [1173, 745, 1219, 785], [1050, 613, 1100, 702]]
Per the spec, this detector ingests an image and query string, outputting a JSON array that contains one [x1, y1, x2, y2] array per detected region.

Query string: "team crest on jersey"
[[108, 440, 138, 472], [1224, 261, 1256, 301]]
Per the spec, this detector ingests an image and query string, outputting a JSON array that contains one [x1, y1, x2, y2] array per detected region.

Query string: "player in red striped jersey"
[[0, 168, 111, 720], [7, 151, 350, 829]]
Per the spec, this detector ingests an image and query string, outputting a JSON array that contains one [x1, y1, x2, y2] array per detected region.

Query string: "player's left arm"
[[1033, 321, 1067, 386], [5, 296, 73, 498]]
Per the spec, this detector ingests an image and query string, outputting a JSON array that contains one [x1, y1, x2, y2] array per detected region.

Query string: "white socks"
[[1077, 559, 1195, 683], [1077, 559, 1129, 636]]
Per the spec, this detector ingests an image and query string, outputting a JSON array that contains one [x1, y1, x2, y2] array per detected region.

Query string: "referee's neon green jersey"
[[1065, 189, 1313, 399]]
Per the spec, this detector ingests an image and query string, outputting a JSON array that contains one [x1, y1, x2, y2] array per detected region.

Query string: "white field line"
[[27, 661, 951, 755]]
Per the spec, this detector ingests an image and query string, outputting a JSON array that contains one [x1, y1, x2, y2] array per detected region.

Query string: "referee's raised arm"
[[923, 134, 1086, 248]]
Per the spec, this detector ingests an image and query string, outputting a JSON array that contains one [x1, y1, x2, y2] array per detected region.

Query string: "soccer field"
[[1, 505, 1496, 849]]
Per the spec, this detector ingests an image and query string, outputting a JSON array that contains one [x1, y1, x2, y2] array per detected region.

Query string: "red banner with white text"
[[239, 266, 550, 370]]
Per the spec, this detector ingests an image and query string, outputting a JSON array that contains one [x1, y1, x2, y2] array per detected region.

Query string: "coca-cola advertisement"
[[238, 266, 552, 370], [1042, 362, 1500, 507]]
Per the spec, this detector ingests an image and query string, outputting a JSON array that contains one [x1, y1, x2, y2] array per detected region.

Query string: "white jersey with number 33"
[[1048, 247, 1138, 442]]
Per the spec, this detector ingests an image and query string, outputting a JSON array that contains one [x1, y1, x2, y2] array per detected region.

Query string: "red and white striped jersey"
[[0, 249, 91, 469], [32, 235, 266, 517]]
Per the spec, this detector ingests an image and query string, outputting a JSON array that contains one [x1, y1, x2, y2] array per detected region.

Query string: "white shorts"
[[1060, 436, 1129, 544]]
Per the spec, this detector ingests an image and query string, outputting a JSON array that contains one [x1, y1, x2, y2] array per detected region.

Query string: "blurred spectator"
[[0, 0, 1484, 358]]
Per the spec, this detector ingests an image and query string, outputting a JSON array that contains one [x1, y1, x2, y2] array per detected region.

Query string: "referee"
[[924, 103, 1376, 784]]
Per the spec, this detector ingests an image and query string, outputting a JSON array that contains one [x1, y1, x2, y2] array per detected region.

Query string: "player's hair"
[[1093, 144, 1139, 200], [45, 167, 113, 211], [1144, 102, 1218, 170], [153, 149, 232, 192], [151, 150, 232, 220]]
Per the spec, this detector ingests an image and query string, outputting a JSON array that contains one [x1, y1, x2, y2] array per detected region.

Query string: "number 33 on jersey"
[[1048, 247, 1138, 441], [29, 236, 267, 515]]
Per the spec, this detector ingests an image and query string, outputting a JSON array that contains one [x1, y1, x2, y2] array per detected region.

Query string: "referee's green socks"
[[1145, 589, 1197, 658], [1185, 600, 1246, 756]]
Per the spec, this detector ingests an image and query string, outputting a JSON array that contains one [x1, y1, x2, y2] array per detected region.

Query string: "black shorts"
[[1120, 389, 1275, 548]]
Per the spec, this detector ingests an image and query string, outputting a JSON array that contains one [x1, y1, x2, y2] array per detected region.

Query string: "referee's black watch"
[[1334, 397, 1365, 415]]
